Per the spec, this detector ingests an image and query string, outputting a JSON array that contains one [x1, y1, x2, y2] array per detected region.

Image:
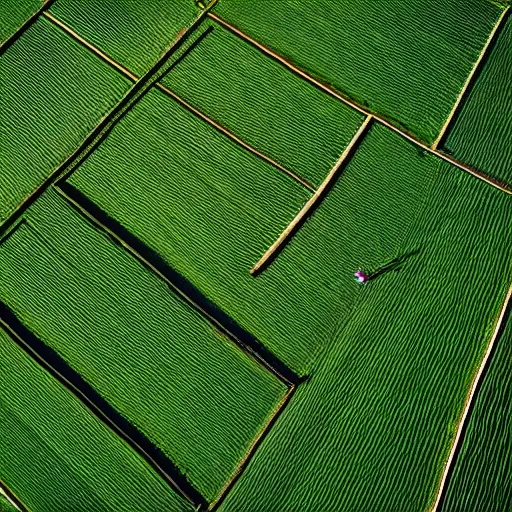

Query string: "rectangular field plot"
[[161, 19, 365, 187], [218, 125, 512, 512], [0, 0, 42, 43], [0, 190, 287, 502], [214, 0, 502, 144], [0, 326, 192, 512], [441, 316, 511, 512], [0, 17, 131, 224], [49, 0, 200, 76], [67, 90, 460, 377], [442, 15, 512, 185]]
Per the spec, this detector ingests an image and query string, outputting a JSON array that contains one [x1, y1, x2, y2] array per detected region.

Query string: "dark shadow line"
[[436, 295, 512, 511], [209, 383, 301, 511], [55, 182, 301, 388], [0, 0, 56, 57], [437, 8, 511, 151], [0, 220, 27, 247], [0, 480, 29, 512], [0, 6, 210, 239], [0, 306, 206, 509], [252, 119, 373, 276], [367, 248, 421, 281]]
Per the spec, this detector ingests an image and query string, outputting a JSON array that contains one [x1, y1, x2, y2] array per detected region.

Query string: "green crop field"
[[0, 0, 42, 43], [217, 124, 511, 512], [49, 0, 201, 76], [442, 15, 512, 185], [215, 0, 502, 144], [0, 190, 286, 502], [441, 317, 511, 512], [1, 1, 510, 510], [0, 17, 131, 224], [0, 327, 192, 512], [0, 492, 18, 512], [161, 19, 365, 187]]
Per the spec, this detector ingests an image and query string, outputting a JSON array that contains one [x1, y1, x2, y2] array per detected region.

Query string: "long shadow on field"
[[436, 293, 512, 511], [0, 304, 206, 510], [56, 182, 301, 388], [367, 248, 421, 281]]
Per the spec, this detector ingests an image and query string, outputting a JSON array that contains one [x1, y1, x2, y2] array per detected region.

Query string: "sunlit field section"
[[49, 0, 200, 76], [0, 191, 286, 502], [0, 0, 42, 43], [0, 491, 18, 512], [441, 317, 511, 512], [0, 17, 131, 224], [214, 0, 502, 144], [68, 90, 485, 381], [442, 15, 512, 185], [0, 327, 192, 512], [161, 19, 364, 187], [216, 125, 511, 511]]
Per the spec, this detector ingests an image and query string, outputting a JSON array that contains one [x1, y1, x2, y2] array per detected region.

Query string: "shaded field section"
[[217, 124, 512, 512], [0, 326, 192, 512], [441, 313, 511, 511], [161, 19, 365, 187], [0, 17, 131, 224], [49, 0, 200, 76], [0, 0, 42, 43], [214, 0, 502, 144], [0, 190, 287, 502], [442, 15, 512, 185]]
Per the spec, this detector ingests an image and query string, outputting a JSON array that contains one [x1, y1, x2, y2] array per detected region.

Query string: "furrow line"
[[430, 284, 512, 512], [251, 115, 373, 275], [208, 12, 512, 196]]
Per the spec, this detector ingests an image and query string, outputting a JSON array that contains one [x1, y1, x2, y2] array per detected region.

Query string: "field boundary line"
[[42, 13, 314, 192], [209, 384, 298, 511], [0, 0, 55, 56], [432, 6, 510, 150], [0, 4, 214, 239], [430, 284, 512, 512], [0, 314, 206, 509], [251, 115, 373, 275], [208, 13, 512, 196], [0, 481, 27, 512], [54, 183, 301, 388]]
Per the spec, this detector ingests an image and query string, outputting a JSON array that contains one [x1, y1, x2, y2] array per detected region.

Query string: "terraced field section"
[[0, 326, 192, 512], [49, 0, 201, 76], [0, 190, 287, 503], [441, 315, 511, 512], [0, 0, 42, 43], [214, 0, 502, 144], [442, 14, 512, 185], [161, 19, 365, 187], [0, 17, 131, 224], [212, 125, 511, 511]]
